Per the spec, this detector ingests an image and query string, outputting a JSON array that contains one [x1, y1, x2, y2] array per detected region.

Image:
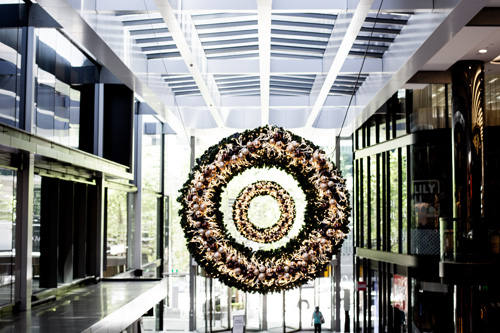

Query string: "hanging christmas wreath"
[[177, 125, 350, 293], [232, 180, 295, 244]]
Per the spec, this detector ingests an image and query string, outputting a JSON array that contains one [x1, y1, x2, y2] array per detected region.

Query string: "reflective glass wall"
[[105, 188, 130, 277], [141, 114, 163, 277], [0, 28, 21, 127], [0, 168, 16, 307], [34, 29, 97, 148], [354, 86, 454, 332]]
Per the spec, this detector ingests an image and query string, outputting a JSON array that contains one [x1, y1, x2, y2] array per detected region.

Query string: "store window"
[[370, 156, 377, 249], [0, 168, 16, 307], [410, 84, 450, 132], [142, 115, 162, 192], [410, 142, 452, 255], [105, 188, 129, 277], [401, 148, 408, 254], [389, 149, 399, 252], [141, 115, 163, 275], [395, 89, 408, 138], [362, 158, 368, 248], [0, 28, 21, 128], [32, 175, 42, 293], [34, 29, 97, 148]]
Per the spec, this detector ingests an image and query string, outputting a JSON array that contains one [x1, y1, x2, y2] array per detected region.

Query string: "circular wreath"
[[178, 125, 350, 293], [232, 180, 295, 244]]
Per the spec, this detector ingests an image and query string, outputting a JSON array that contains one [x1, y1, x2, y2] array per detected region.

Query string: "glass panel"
[[411, 278, 453, 332], [389, 149, 399, 253], [401, 149, 408, 254], [105, 188, 128, 277], [379, 154, 384, 250], [267, 292, 283, 332], [164, 275, 190, 331], [317, 277, 332, 330], [196, 274, 208, 332], [370, 156, 377, 249], [141, 192, 158, 268], [300, 281, 315, 327], [340, 139, 354, 332], [211, 280, 229, 330], [368, 117, 377, 145], [142, 115, 162, 192], [485, 74, 500, 126], [32, 175, 43, 293], [35, 28, 97, 148], [410, 141, 452, 256], [231, 287, 245, 327], [285, 288, 300, 331], [391, 274, 408, 332], [371, 270, 379, 333], [378, 114, 387, 143], [246, 292, 263, 330], [0, 168, 16, 307], [362, 158, 368, 248], [165, 135, 190, 275], [410, 84, 450, 132], [395, 89, 407, 138], [356, 129, 362, 150], [0, 28, 21, 127]]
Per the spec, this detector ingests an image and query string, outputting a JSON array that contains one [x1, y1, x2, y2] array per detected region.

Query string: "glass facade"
[[34, 29, 97, 148], [32, 175, 42, 293], [0, 168, 16, 307], [105, 188, 129, 277], [140, 115, 163, 276], [0, 28, 21, 128]]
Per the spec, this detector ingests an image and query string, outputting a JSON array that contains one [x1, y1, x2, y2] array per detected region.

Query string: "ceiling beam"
[[258, 0, 272, 125], [305, 0, 374, 128], [153, 0, 225, 128], [148, 57, 383, 74], [96, 0, 434, 13]]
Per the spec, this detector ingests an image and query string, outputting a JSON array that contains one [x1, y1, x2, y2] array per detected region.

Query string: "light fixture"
[[479, 49, 488, 54], [492, 55, 500, 65]]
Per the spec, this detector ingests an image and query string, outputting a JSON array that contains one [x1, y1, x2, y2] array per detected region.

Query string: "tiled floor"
[[0, 279, 167, 332]]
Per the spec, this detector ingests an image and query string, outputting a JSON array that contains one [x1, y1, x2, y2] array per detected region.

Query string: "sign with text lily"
[[413, 180, 440, 227]]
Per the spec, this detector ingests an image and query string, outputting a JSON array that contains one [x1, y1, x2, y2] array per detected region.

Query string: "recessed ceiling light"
[[479, 49, 488, 54]]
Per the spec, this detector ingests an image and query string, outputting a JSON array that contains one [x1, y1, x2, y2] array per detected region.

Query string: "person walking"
[[312, 306, 325, 333]]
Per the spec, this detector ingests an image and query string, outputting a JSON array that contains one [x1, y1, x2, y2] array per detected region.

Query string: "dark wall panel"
[[103, 84, 134, 168]]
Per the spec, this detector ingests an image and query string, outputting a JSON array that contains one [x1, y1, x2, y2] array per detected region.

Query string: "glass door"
[[266, 292, 284, 333], [164, 273, 190, 332], [211, 279, 229, 331], [285, 288, 300, 332], [196, 274, 335, 331], [246, 292, 263, 331]]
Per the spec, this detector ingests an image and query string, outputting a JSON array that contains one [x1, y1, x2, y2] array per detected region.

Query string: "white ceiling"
[[39, 0, 500, 140]]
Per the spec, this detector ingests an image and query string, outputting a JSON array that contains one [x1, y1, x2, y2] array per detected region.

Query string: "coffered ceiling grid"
[[104, 0, 467, 132]]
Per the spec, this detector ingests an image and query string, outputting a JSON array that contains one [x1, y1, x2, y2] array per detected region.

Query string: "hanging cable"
[[142, 0, 192, 151], [331, 0, 385, 159]]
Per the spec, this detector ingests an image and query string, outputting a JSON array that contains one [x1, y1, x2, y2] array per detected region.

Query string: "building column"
[[133, 113, 143, 271], [450, 60, 486, 333], [189, 135, 197, 331], [87, 175, 105, 278], [451, 60, 485, 239], [14, 153, 35, 311], [14, 22, 37, 310]]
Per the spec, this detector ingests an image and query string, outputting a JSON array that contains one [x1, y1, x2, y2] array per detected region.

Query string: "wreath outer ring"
[[177, 125, 350, 293]]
